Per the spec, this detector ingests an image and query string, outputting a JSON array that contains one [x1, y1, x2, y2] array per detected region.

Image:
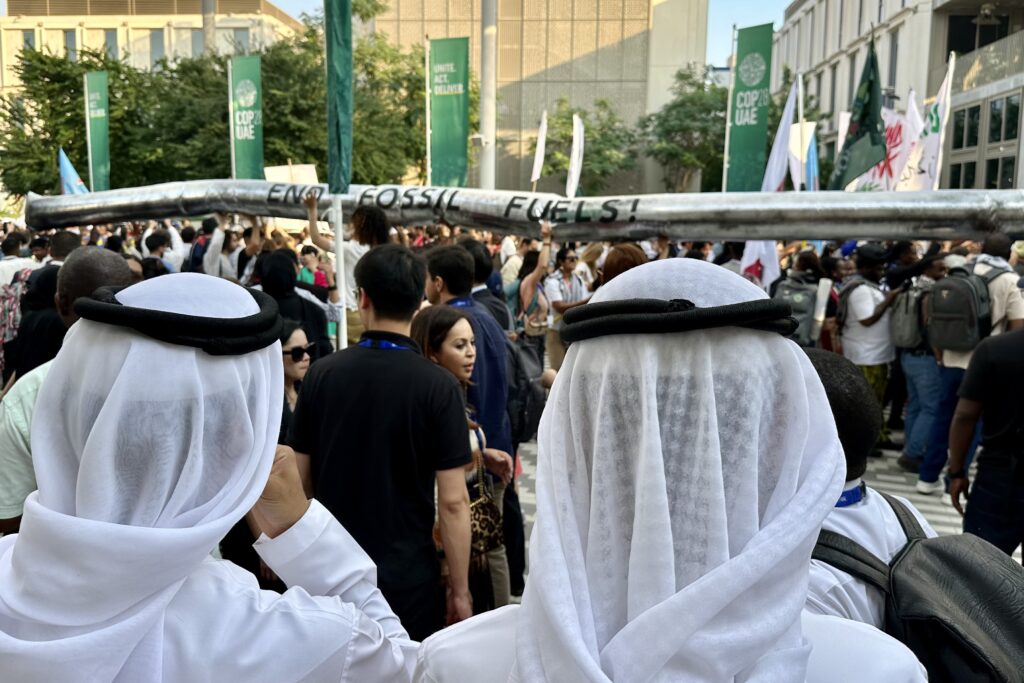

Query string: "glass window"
[[877, 0, 883, 23], [191, 29, 204, 58], [966, 105, 980, 147], [950, 164, 962, 189], [1000, 157, 1016, 189], [989, 99, 1004, 143], [847, 54, 857, 109], [952, 109, 965, 150], [104, 29, 117, 59], [808, 8, 815, 65], [815, 72, 823, 109], [829, 63, 838, 114], [22, 30, 35, 49], [64, 29, 76, 61], [838, 0, 844, 46], [857, 0, 864, 35], [823, 0, 829, 56], [946, 16, 975, 55], [963, 161, 976, 188], [978, 16, 1009, 50], [986, 158, 1000, 189], [233, 28, 250, 53], [150, 29, 164, 66], [1006, 95, 1020, 141], [887, 28, 898, 88]]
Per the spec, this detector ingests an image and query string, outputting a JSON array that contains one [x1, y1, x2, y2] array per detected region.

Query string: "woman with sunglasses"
[[543, 245, 591, 371], [218, 318, 311, 591]]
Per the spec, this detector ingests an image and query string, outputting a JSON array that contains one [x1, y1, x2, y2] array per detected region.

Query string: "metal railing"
[[953, 31, 1024, 94]]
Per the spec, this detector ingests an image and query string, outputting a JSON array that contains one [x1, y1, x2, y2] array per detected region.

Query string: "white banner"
[[898, 54, 956, 192], [566, 113, 585, 198], [787, 121, 818, 191], [836, 111, 852, 155], [531, 110, 548, 184], [851, 102, 922, 192], [761, 81, 798, 193]]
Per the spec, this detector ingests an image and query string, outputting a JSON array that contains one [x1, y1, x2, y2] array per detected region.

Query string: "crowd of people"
[[0, 210, 1022, 681]]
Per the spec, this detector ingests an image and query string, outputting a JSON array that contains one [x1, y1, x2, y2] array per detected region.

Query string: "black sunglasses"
[[283, 343, 315, 362]]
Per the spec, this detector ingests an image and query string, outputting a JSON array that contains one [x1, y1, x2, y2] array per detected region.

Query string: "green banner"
[[229, 54, 264, 180], [84, 71, 110, 191], [828, 41, 886, 190], [429, 37, 470, 187], [326, 0, 353, 193], [725, 24, 773, 192]]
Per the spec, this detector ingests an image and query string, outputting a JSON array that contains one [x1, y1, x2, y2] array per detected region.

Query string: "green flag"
[[84, 71, 110, 191], [326, 0, 353, 193], [428, 37, 470, 187], [725, 24, 773, 192], [828, 41, 886, 190], [229, 55, 264, 179]]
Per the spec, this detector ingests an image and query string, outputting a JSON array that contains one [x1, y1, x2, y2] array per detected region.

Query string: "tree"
[[640, 67, 727, 192], [533, 97, 637, 195]]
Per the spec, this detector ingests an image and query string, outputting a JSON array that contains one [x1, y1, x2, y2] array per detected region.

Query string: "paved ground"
[[515, 431, 1022, 564]]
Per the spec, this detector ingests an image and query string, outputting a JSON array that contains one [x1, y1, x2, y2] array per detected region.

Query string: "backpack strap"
[[812, 529, 891, 593], [878, 491, 927, 541]]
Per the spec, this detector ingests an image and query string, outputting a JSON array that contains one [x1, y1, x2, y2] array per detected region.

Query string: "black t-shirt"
[[289, 330, 472, 589], [958, 328, 1024, 452]]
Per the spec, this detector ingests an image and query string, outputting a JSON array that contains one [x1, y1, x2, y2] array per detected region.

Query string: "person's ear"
[[358, 287, 371, 311]]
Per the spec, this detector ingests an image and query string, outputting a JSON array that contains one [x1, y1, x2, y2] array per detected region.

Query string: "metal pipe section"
[[479, 0, 497, 190], [25, 180, 1024, 241]]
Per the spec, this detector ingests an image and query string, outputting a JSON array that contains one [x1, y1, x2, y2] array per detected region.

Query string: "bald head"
[[982, 234, 1012, 260], [56, 246, 134, 326]]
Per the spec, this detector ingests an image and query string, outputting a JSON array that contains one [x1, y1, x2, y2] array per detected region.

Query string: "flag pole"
[[721, 23, 737, 192], [425, 35, 432, 186], [797, 71, 805, 192], [83, 74, 94, 192]]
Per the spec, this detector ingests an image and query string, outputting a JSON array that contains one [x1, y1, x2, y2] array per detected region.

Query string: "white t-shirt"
[[340, 241, 370, 311], [841, 282, 895, 366], [413, 605, 927, 682], [0, 256, 41, 287], [0, 361, 51, 520], [806, 482, 936, 628]]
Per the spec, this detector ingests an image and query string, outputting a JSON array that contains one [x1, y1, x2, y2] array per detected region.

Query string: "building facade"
[[772, 0, 1023, 189], [374, 0, 708, 192], [1, 0, 302, 92]]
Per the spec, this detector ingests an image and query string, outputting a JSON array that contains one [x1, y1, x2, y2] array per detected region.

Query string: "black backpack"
[[505, 337, 545, 444], [183, 233, 210, 273], [926, 264, 1009, 352], [772, 278, 819, 346], [813, 492, 1024, 682]]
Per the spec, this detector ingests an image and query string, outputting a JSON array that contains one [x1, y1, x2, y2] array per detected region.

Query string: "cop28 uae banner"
[[725, 24, 773, 192], [428, 37, 470, 187], [84, 71, 110, 191], [229, 55, 264, 180]]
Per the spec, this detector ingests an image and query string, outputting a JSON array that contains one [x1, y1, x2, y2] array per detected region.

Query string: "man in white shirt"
[[0, 234, 41, 286], [920, 234, 1024, 495], [543, 246, 589, 370], [840, 244, 900, 450], [804, 349, 936, 628]]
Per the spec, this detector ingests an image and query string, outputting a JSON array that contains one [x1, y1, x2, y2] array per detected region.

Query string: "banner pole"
[[332, 193, 347, 349], [425, 35, 431, 186], [228, 61, 236, 179], [721, 24, 737, 191], [797, 71, 805, 192]]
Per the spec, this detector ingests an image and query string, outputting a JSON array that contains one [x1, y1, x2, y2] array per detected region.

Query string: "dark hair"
[[201, 217, 218, 235], [795, 250, 828, 280], [1, 235, 21, 256], [890, 240, 916, 262], [49, 231, 81, 260], [602, 243, 647, 284], [144, 232, 168, 254], [300, 245, 320, 258], [805, 349, 880, 481], [180, 226, 196, 243], [261, 251, 299, 299], [29, 236, 49, 250], [713, 242, 744, 266], [683, 248, 705, 259], [352, 206, 389, 246], [555, 246, 576, 266], [141, 256, 169, 279], [355, 244, 426, 321], [982, 233, 1012, 260], [57, 246, 134, 314], [279, 317, 303, 345], [104, 235, 124, 254], [821, 256, 840, 280], [517, 250, 540, 282], [410, 305, 471, 360], [275, 247, 299, 266], [426, 245, 474, 298], [459, 237, 493, 284]]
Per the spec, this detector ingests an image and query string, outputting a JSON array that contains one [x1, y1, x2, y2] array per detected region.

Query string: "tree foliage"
[[640, 67, 727, 192], [0, 14, 446, 196], [534, 97, 637, 195]]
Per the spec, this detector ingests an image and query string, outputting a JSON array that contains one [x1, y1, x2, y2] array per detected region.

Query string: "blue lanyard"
[[448, 297, 473, 309], [357, 338, 412, 351], [835, 482, 866, 508]]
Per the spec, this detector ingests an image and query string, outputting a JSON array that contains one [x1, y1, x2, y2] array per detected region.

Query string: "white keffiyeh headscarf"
[[0, 274, 283, 682], [513, 258, 845, 682]]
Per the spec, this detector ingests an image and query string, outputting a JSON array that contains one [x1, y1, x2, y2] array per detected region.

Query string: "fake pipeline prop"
[[25, 180, 1024, 240]]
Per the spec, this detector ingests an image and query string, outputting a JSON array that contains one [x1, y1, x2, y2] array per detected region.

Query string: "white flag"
[[787, 121, 818, 191], [566, 113, 585, 198], [898, 53, 956, 192], [836, 111, 852, 154], [530, 110, 547, 184], [740, 81, 796, 290]]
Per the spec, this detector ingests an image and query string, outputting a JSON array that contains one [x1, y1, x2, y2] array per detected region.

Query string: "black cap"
[[855, 243, 888, 265]]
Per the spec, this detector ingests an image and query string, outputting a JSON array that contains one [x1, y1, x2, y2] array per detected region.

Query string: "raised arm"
[[519, 222, 552, 310], [304, 190, 334, 253]]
